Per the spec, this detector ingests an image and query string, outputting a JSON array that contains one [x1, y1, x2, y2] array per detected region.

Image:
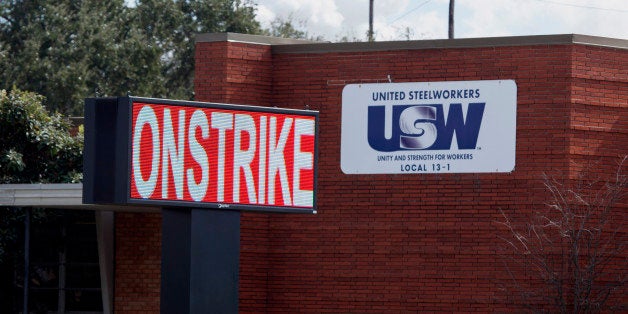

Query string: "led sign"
[[83, 97, 318, 213]]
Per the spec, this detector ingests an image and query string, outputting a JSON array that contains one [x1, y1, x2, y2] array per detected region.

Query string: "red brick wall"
[[246, 44, 574, 313], [569, 45, 628, 177], [113, 36, 627, 313], [194, 41, 273, 106], [567, 45, 628, 310], [114, 213, 161, 313]]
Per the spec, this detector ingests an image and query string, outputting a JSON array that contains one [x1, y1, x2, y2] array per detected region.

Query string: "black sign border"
[[84, 96, 319, 214]]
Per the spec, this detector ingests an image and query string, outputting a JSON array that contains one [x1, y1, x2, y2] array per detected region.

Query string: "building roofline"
[[195, 32, 628, 53], [0, 183, 159, 212]]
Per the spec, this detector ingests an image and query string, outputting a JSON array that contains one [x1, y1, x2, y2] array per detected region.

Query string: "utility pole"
[[448, 0, 455, 39], [368, 0, 374, 42]]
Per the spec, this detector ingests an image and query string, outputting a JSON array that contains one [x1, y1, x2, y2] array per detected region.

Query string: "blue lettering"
[[433, 103, 485, 149], [372, 91, 406, 101], [367, 103, 485, 151]]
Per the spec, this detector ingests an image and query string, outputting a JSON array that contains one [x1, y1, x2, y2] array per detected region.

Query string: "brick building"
[[113, 33, 626, 313], [3, 33, 626, 313]]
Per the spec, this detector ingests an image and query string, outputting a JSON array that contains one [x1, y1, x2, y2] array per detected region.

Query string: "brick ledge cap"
[[195, 32, 320, 45]]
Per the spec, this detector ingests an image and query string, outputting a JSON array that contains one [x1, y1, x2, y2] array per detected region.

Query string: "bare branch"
[[496, 155, 627, 312]]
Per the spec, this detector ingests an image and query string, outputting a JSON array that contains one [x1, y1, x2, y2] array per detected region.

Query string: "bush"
[[0, 89, 82, 183]]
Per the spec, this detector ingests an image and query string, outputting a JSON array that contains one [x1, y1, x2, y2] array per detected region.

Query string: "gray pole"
[[23, 207, 31, 314], [448, 0, 455, 39], [369, 0, 374, 42], [161, 208, 241, 313]]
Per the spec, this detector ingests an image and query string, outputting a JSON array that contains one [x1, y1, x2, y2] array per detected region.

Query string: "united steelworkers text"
[[130, 102, 316, 208]]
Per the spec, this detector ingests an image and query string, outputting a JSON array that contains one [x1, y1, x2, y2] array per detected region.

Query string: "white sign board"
[[341, 80, 516, 174]]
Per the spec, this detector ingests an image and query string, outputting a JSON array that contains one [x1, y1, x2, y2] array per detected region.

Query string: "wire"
[[388, 0, 433, 25], [531, 0, 628, 13]]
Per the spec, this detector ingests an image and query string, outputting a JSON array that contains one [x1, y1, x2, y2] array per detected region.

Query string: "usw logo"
[[367, 103, 485, 152]]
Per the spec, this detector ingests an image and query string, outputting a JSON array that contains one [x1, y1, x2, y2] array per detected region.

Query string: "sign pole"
[[161, 208, 240, 313], [160, 208, 191, 314]]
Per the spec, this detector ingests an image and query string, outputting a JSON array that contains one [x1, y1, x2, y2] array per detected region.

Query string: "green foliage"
[[262, 14, 325, 41], [0, 88, 81, 266], [0, 1, 134, 114], [0, 89, 83, 183], [0, 0, 264, 115], [263, 15, 308, 39], [132, 0, 264, 102]]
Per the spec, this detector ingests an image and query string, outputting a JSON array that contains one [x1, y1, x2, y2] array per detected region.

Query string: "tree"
[[496, 157, 627, 312], [261, 14, 325, 41], [0, 0, 264, 115], [0, 0, 158, 114], [263, 15, 307, 39], [132, 0, 264, 102], [0, 87, 82, 263], [0, 89, 84, 311]]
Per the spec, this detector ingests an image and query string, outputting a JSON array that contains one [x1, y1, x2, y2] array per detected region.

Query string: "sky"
[[253, 0, 628, 41]]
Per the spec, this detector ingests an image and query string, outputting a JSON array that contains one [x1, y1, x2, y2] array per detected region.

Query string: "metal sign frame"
[[84, 96, 319, 214]]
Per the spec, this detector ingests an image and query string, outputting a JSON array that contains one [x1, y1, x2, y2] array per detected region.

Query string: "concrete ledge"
[[571, 34, 628, 49], [195, 32, 318, 45], [196, 32, 628, 53], [272, 34, 628, 54]]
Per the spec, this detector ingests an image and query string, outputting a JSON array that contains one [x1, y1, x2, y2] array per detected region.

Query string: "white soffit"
[[0, 183, 159, 212]]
